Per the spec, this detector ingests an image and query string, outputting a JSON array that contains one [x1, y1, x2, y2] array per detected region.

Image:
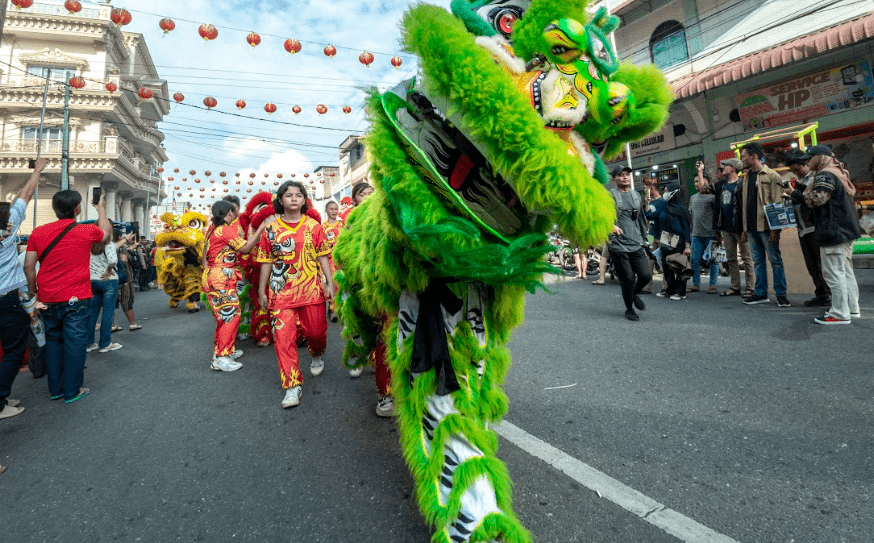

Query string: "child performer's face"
[[326, 203, 338, 220], [281, 186, 305, 214]]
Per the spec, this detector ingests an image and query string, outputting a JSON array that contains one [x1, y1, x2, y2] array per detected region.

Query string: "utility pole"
[[144, 164, 154, 239], [60, 81, 71, 190], [32, 68, 51, 230], [0, 1, 7, 47]]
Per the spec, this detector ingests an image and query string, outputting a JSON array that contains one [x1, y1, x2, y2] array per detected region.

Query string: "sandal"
[[110, 325, 122, 333], [591, 280, 605, 285], [64, 387, 90, 404], [129, 324, 142, 331], [720, 288, 740, 296]]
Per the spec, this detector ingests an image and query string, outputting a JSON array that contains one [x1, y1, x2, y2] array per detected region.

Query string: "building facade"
[[0, 0, 169, 235], [336, 135, 369, 202], [607, 0, 874, 198]]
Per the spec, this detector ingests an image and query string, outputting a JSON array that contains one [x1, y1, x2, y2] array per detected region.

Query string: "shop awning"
[[671, 12, 874, 100]]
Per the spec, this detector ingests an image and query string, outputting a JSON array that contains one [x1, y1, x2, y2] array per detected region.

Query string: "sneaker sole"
[[814, 319, 850, 325], [743, 299, 770, 305]]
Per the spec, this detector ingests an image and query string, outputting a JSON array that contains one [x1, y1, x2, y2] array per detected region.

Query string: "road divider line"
[[494, 421, 740, 543]]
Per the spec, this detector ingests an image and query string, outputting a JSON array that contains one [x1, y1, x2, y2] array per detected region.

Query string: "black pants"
[[660, 246, 688, 296], [799, 233, 830, 298], [613, 248, 653, 309], [138, 266, 150, 291], [0, 291, 30, 409]]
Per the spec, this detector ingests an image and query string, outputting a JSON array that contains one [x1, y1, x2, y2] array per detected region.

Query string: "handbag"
[[117, 260, 129, 284], [665, 253, 694, 280]]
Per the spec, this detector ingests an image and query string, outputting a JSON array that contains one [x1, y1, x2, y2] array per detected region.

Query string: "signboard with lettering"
[[626, 123, 676, 158], [736, 60, 874, 131]]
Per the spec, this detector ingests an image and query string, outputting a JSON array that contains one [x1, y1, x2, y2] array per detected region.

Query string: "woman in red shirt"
[[321, 200, 343, 322], [203, 200, 265, 372], [255, 182, 335, 408]]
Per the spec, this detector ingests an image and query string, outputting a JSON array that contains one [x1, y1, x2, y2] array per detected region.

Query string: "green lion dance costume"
[[333, 1, 673, 541], [155, 211, 208, 312]]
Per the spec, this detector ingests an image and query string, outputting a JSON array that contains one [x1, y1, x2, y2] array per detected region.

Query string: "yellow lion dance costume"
[[155, 211, 208, 312]]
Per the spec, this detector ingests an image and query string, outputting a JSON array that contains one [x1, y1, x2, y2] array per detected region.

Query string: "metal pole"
[[60, 82, 71, 190], [32, 68, 51, 230], [144, 164, 153, 239]]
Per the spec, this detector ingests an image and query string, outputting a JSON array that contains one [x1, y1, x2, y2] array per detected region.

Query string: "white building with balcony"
[[0, 1, 169, 235], [336, 135, 369, 202]]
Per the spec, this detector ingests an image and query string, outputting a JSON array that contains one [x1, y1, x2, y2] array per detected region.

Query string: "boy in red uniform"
[[255, 182, 335, 408]]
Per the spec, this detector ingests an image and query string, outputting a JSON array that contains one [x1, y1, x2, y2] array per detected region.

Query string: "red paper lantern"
[[248, 181, 254, 186], [199, 187, 205, 192], [195, 179, 202, 183], [247, 189, 252, 193], [222, 180, 228, 185], [246, 32, 261, 47], [159, 18, 175, 34], [173, 92, 185, 103], [224, 188, 230, 193], [173, 186, 180, 190], [291, 174, 296, 177], [64, 0, 82, 14], [198, 24, 218, 42], [274, 181, 279, 186], [174, 168, 180, 173], [11, 0, 34, 9], [358, 51, 374, 68], [249, 173, 256, 178], [68, 76, 86, 89], [189, 170, 196, 175], [220, 172, 226, 177], [304, 173, 310, 178], [167, 176, 174, 181], [284, 38, 302, 55], [323, 45, 336, 58], [177, 192, 182, 197], [235, 99, 246, 109], [264, 102, 277, 114], [292, 105, 302, 115], [264, 173, 270, 178], [204, 171, 212, 176], [235, 173, 241, 177], [137, 87, 153, 100], [110, 8, 131, 27], [182, 177, 187, 181], [320, 180, 325, 184], [316, 104, 328, 115], [157, 167, 164, 173], [203, 97, 217, 109], [276, 174, 283, 179], [105, 82, 117, 93], [391, 56, 403, 69], [343, 106, 352, 114]]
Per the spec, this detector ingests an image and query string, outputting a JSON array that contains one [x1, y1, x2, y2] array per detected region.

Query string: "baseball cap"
[[797, 145, 833, 161], [719, 158, 743, 171], [611, 165, 632, 178]]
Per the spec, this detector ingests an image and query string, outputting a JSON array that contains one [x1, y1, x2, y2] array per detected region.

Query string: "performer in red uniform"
[[203, 200, 265, 372], [255, 181, 335, 408], [321, 200, 344, 322], [239, 192, 276, 347]]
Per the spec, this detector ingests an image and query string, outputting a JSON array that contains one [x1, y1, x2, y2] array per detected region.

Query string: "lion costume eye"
[[482, 3, 526, 39], [188, 218, 203, 229], [254, 204, 266, 214]]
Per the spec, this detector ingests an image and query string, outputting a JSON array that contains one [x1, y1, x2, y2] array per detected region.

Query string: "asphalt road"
[[2, 270, 872, 543]]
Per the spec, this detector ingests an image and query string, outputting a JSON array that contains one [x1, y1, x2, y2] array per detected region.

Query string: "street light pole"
[[32, 69, 51, 230], [60, 81, 71, 190]]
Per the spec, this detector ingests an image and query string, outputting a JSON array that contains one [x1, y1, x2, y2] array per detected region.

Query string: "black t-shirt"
[[745, 171, 759, 232]]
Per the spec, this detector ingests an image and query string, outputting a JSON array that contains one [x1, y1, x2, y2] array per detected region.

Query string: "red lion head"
[[240, 191, 275, 235]]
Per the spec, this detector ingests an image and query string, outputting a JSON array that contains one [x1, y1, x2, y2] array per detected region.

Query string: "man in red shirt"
[[24, 190, 110, 404]]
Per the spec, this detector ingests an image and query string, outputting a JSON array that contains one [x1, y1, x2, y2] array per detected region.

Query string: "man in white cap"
[[713, 157, 754, 297]]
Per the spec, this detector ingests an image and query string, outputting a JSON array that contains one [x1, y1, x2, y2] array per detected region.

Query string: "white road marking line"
[[543, 383, 578, 390], [494, 421, 740, 543]]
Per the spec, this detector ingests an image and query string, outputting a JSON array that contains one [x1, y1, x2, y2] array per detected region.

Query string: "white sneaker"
[[210, 356, 242, 372], [669, 294, 686, 301], [281, 386, 302, 408], [236, 333, 249, 341], [850, 310, 861, 319], [310, 357, 324, 376], [86, 343, 99, 353], [99, 343, 123, 353], [375, 395, 396, 417], [349, 366, 363, 378], [212, 350, 243, 362]]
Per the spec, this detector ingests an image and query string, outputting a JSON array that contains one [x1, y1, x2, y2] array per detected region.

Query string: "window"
[[28, 65, 77, 83], [650, 21, 688, 69], [22, 127, 63, 141]]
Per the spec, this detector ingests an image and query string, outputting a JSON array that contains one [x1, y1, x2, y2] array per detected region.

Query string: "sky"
[[112, 0, 453, 208]]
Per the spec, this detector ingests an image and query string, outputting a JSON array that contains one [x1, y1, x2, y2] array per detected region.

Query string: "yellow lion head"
[[155, 211, 208, 255]]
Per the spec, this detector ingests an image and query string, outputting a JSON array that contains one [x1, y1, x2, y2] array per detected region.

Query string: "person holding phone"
[[0, 158, 46, 421], [23, 186, 111, 404]]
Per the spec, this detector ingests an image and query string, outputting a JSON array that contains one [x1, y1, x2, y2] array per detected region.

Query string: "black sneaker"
[[624, 309, 640, 321], [743, 294, 770, 305], [803, 296, 831, 307], [633, 295, 646, 311], [776, 296, 791, 307]]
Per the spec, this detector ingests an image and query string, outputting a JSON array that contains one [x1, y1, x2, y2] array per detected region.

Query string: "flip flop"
[[591, 280, 605, 285], [64, 388, 90, 404], [111, 326, 123, 332], [129, 324, 142, 331], [720, 288, 740, 296]]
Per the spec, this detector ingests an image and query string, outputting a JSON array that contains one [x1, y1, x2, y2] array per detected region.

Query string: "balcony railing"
[[5, 1, 109, 19], [0, 76, 118, 92], [0, 139, 111, 154]]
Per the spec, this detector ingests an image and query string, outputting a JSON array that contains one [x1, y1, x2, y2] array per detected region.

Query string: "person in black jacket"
[[785, 145, 862, 325], [712, 158, 755, 297]]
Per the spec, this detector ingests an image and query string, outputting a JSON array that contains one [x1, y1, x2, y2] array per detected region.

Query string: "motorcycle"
[[547, 236, 577, 272]]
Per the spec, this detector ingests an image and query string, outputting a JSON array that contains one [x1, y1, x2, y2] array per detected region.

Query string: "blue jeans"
[[89, 280, 119, 348], [747, 231, 787, 297], [691, 236, 718, 287], [42, 299, 91, 400], [0, 291, 30, 409]]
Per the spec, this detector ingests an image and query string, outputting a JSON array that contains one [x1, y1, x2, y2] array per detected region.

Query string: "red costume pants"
[[371, 336, 391, 397], [271, 302, 327, 389], [204, 269, 241, 358]]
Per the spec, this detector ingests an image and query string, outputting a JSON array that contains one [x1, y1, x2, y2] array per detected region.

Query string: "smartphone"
[[92, 187, 102, 206], [28, 158, 36, 169]]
